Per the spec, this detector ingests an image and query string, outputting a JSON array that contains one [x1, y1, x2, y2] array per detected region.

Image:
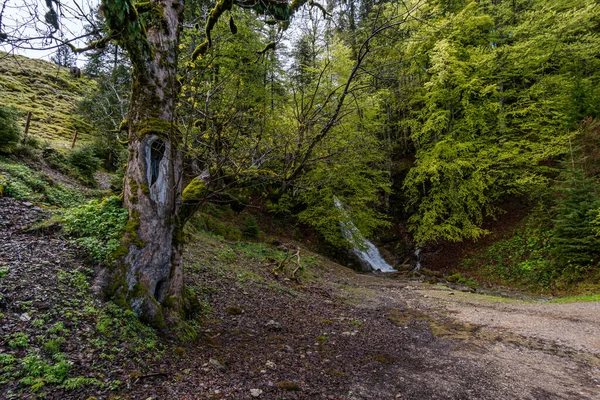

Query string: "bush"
[[242, 215, 260, 238], [61, 196, 128, 263], [67, 144, 101, 181], [0, 106, 22, 153]]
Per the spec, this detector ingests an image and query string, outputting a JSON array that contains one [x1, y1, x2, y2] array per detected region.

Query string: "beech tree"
[[0, 0, 325, 329]]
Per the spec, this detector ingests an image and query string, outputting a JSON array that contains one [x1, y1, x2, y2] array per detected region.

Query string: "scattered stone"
[[250, 388, 263, 397], [265, 319, 282, 331], [265, 360, 276, 369], [209, 358, 227, 371], [226, 306, 244, 315], [19, 313, 31, 322]]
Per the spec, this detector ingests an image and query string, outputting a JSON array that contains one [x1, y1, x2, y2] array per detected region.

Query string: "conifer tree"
[[551, 167, 600, 276]]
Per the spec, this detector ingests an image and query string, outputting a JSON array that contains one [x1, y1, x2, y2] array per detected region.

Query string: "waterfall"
[[414, 247, 422, 270], [334, 197, 396, 273]]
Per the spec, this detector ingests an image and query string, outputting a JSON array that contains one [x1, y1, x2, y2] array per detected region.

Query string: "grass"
[[0, 52, 95, 147], [548, 294, 600, 303], [0, 157, 86, 207]]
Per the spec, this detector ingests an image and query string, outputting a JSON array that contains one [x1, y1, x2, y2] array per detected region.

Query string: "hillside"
[[0, 52, 94, 147]]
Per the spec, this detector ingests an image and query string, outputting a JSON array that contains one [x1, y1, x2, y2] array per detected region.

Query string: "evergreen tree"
[[0, 106, 21, 153], [551, 167, 600, 276], [50, 43, 76, 67]]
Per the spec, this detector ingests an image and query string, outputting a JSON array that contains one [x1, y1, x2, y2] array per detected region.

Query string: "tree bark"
[[105, 0, 186, 327]]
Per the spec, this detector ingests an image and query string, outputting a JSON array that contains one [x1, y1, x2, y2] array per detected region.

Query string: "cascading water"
[[334, 197, 396, 273], [414, 247, 422, 270]]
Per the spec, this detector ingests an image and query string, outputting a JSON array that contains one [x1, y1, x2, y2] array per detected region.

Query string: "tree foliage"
[[367, 0, 600, 244], [0, 106, 21, 153]]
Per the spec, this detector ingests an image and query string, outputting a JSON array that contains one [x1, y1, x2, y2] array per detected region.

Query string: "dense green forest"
[[2, 0, 600, 294]]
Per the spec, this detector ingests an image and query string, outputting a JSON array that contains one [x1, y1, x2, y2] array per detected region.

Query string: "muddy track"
[[339, 274, 600, 399]]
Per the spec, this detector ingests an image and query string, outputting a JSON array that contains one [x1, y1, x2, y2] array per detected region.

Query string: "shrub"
[[0, 106, 22, 153], [67, 144, 101, 181], [242, 215, 260, 238]]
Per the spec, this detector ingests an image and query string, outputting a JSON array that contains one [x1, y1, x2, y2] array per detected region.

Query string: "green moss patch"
[[0, 52, 95, 146]]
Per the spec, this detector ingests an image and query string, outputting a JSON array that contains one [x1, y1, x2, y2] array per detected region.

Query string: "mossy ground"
[[0, 52, 94, 147]]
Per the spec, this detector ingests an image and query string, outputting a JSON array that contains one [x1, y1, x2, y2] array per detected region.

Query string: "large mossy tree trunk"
[[98, 0, 309, 328], [102, 0, 187, 327]]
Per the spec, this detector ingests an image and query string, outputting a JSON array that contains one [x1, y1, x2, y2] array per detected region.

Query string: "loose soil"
[[1, 197, 599, 399]]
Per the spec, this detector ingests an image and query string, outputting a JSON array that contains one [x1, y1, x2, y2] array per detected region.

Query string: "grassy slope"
[[0, 52, 94, 147]]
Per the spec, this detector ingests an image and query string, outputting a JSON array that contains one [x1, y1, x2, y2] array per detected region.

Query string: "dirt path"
[[338, 274, 600, 399], [410, 284, 600, 355]]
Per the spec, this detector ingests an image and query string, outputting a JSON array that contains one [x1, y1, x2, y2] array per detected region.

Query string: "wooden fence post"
[[22, 111, 32, 143], [71, 131, 79, 149]]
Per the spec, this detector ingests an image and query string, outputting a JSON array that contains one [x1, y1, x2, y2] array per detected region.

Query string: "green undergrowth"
[[1, 266, 163, 397], [548, 293, 600, 303], [60, 196, 128, 263], [0, 157, 85, 207], [0, 52, 94, 146], [184, 220, 325, 296], [459, 213, 600, 296]]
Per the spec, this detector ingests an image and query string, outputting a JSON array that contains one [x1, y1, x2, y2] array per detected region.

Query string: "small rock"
[[250, 389, 263, 397], [23, 202, 33, 207], [265, 320, 282, 331], [226, 306, 243, 316], [19, 313, 31, 322], [276, 381, 301, 391], [209, 358, 227, 371], [265, 360, 276, 369], [283, 345, 294, 353]]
